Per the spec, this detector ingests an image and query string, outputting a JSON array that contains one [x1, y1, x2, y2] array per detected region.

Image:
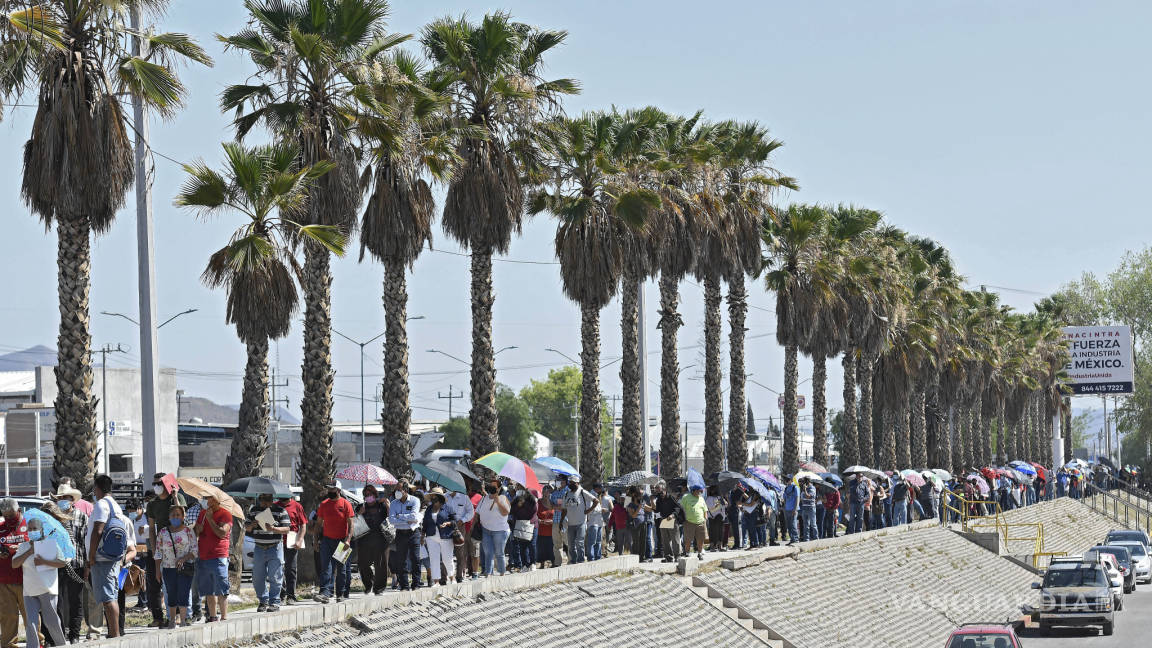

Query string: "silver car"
[[1109, 540, 1151, 585]]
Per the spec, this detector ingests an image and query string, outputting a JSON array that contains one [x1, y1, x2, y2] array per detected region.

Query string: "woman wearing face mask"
[[154, 505, 196, 628], [356, 485, 390, 595], [12, 518, 69, 646], [44, 487, 87, 642], [477, 481, 511, 576], [421, 489, 456, 586]]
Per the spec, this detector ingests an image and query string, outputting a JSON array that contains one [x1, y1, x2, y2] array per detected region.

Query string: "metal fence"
[[1083, 482, 1152, 533]]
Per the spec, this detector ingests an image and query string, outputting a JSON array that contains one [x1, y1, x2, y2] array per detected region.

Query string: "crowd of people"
[[0, 460, 1141, 646]]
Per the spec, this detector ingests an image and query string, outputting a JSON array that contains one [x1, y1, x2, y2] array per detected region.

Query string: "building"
[[0, 366, 179, 496]]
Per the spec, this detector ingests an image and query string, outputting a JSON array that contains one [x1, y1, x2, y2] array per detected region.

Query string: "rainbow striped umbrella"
[[475, 452, 542, 492]]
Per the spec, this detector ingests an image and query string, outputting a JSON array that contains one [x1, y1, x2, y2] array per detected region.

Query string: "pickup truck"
[[1033, 560, 1115, 636]]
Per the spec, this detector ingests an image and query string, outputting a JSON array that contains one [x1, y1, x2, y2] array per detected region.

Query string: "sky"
[[0, 1, 1148, 444]]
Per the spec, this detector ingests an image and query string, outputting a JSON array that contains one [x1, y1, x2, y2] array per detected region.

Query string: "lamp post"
[[335, 315, 424, 463], [428, 345, 516, 367]]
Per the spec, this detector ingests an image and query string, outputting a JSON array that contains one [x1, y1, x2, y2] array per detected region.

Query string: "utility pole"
[[129, 6, 163, 482], [638, 280, 651, 473], [438, 385, 464, 419], [608, 394, 620, 476], [270, 369, 288, 476], [95, 344, 128, 474]]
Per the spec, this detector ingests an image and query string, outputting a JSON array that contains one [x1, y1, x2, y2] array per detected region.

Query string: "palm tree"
[[529, 111, 657, 484], [1, 1, 209, 492], [175, 142, 345, 487], [353, 49, 461, 480], [422, 12, 578, 462], [219, 0, 398, 512]]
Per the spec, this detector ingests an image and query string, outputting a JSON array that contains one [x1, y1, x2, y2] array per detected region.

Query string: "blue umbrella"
[[23, 508, 76, 561], [686, 468, 706, 492], [740, 477, 772, 501], [533, 456, 580, 478], [1009, 462, 1037, 476], [820, 472, 844, 487]]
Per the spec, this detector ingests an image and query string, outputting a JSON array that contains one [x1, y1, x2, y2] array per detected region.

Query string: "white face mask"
[[153, 485, 165, 496]]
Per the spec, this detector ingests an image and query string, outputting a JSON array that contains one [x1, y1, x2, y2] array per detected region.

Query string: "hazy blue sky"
[[0, 1, 1147, 442]]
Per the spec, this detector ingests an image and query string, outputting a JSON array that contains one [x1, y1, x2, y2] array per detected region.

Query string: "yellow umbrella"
[[177, 477, 245, 520]]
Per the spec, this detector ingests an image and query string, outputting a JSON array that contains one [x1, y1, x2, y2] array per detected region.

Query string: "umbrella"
[[899, 470, 927, 487], [177, 477, 245, 520], [1009, 463, 1037, 476], [475, 452, 542, 492], [931, 468, 952, 481], [222, 476, 294, 499], [335, 464, 398, 485], [980, 467, 999, 481], [23, 508, 76, 561], [800, 461, 828, 474], [842, 465, 872, 476], [1029, 462, 1048, 480], [533, 456, 580, 478], [707, 471, 744, 486], [686, 468, 706, 492], [615, 470, 661, 487], [746, 467, 784, 491], [965, 474, 991, 496], [795, 470, 823, 483], [820, 473, 844, 487], [921, 471, 943, 489], [739, 477, 772, 501], [1095, 456, 1118, 471], [413, 461, 468, 493]]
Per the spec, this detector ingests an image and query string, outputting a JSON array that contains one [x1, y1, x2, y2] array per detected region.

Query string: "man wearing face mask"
[[145, 473, 185, 627], [387, 480, 422, 590], [277, 495, 307, 604], [0, 498, 28, 648], [49, 484, 87, 641], [312, 480, 355, 603]]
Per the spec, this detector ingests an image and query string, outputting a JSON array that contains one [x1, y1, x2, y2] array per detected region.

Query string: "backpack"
[[95, 500, 128, 563]]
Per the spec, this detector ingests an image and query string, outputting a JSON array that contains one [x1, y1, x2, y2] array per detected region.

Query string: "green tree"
[[437, 386, 535, 458], [1, 0, 210, 493], [520, 367, 582, 464], [439, 417, 471, 450]]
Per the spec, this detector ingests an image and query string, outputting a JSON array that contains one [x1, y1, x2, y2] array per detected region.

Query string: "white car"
[[1096, 553, 1125, 610], [1110, 540, 1151, 585]]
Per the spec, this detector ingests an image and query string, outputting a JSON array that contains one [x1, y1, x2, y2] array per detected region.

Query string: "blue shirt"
[[421, 507, 456, 540], [783, 484, 799, 511], [388, 492, 422, 530]]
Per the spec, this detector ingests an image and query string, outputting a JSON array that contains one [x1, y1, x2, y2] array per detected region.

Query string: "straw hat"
[[53, 484, 83, 501]]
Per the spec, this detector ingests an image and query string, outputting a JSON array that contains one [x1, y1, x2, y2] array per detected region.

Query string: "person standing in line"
[[245, 493, 290, 612], [85, 474, 128, 638], [704, 486, 726, 552], [562, 476, 596, 564], [45, 488, 86, 642], [183, 499, 203, 623], [727, 486, 747, 549], [585, 483, 608, 561], [145, 473, 185, 627], [869, 480, 886, 530], [0, 498, 29, 648], [421, 489, 456, 587], [652, 483, 680, 563], [782, 476, 800, 544], [740, 492, 761, 549], [679, 484, 708, 560], [477, 481, 511, 576], [823, 483, 841, 539], [890, 475, 909, 526], [445, 487, 474, 583], [388, 480, 423, 591], [313, 481, 355, 602], [277, 495, 306, 605], [509, 488, 537, 571], [798, 478, 818, 541], [609, 496, 630, 555], [625, 486, 653, 562], [153, 504, 196, 628], [355, 485, 390, 595], [193, 493, 232, 622], [847, 474, 867, 534], [535, 489, 556, 568], [12, 517, 67, 647]]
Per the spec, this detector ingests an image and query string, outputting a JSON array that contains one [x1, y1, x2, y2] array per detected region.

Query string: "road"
[[1017, 583, 1152, 646]]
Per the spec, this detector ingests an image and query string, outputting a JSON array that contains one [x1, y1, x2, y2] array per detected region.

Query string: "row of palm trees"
[[2, 2, 1066, 508]]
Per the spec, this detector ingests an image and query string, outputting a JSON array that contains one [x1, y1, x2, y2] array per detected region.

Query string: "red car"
[[944, 624, 1023, 648]]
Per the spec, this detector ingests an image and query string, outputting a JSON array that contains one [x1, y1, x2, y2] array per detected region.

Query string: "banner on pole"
[[1061, 325, 1134, 394]]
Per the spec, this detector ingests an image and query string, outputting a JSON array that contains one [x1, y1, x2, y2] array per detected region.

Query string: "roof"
[[0, 371, 35, 395], [950, 624, 1014, 634]]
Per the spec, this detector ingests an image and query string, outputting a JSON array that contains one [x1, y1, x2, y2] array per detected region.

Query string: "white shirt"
[[446, 492, 474, 524], [597, 494, 614, 526], [85, 495, 124, 553], [18, 540, 59, 596], [477, 495, 510, 531]]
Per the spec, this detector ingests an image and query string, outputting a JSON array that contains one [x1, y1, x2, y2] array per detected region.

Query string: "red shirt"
[[823, 490, 841, 511], [316, 497, 355, 540], [0, 515, 28, 584], [465, 493, 482, 533], [196, 507, 233, 559], [536, 500, 554, 537], [281, 499, 307, 545]]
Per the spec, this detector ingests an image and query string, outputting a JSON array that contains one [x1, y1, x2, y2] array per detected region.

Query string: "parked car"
[[1105, 528, 1151, 551], [1093, 552, 1125, 610], [0, 497, 48, 524], [943, 623, 1023, 647], [1109, 540, 1151, 584], [1085, 545, 1135, 593], [1033, 560, 1115, 636]]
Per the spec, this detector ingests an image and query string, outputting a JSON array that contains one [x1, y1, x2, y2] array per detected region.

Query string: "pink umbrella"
[[898, 469, 926, 488], [335, 464, 398, 485]]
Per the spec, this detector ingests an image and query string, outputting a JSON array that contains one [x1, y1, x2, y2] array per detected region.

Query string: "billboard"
[[1062, 325, 1134, 395]]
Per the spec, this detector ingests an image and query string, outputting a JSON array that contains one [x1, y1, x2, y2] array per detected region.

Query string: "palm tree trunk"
[[909, 387, 926, 468], [225, 339, 271, 486], [1043, 398, 1055, 466], [925, 371, 946, 469], [960, 406, 972, 470], [896, 395, 910, 468], [839, 352, 858, 470], [579, 303, 605, 484], [726, 275, 749, 472], [299, 243, 336, 514], [811, 356, 828, 465], [658, 273, 683, 478], [980, 397, 992, 467], [949, 407, 962, 476], [618, 271, 643, 474], [997, 397, 1008, 464], [702, 275, 724, 475], [783, 344, 799, 473], [380, 260, 412, 480], [469, 249, 499, 461], [879, 404, 897, 471], [858, 352, 875, 467], [51, 216, 98, 495]]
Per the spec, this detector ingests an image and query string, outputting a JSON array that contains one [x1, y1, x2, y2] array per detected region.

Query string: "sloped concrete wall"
[[999, 497, 1117, 557]]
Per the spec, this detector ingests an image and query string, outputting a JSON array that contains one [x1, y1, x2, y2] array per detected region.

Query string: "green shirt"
[[679, 493, 707, 526]]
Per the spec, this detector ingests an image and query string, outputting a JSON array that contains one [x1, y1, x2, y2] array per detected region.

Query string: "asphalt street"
[[1017, 583, 1152, 647]]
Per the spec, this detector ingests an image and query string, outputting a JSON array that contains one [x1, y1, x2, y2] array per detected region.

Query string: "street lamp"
[[335, 315, 423, 463], [428, 345, 517, 368], [102, 308, 198, 329]]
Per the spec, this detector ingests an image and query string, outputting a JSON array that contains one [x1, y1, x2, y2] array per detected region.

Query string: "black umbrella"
[[222, 476, 293, 499], [707, 471, 744, 485]]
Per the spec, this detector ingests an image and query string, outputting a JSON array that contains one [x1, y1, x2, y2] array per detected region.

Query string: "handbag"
[[351, 515, 371, 540], [513, 519, 534, 542]]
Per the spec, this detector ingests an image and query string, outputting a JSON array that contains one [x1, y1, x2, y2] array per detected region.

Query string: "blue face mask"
[[169, 517, 184, 528], [27, 530, 43, 542], [58, 500, 72, 512]]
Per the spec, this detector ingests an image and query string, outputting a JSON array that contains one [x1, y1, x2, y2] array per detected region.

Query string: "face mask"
[[169, 517, 183, 527], [128, 512, 139, 521], [58, 500, 72, 512], [364, 496, 376, 504], [153, 485, 165, 496], [326, 491, 339, 500], [27, 530, 43, 542]]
